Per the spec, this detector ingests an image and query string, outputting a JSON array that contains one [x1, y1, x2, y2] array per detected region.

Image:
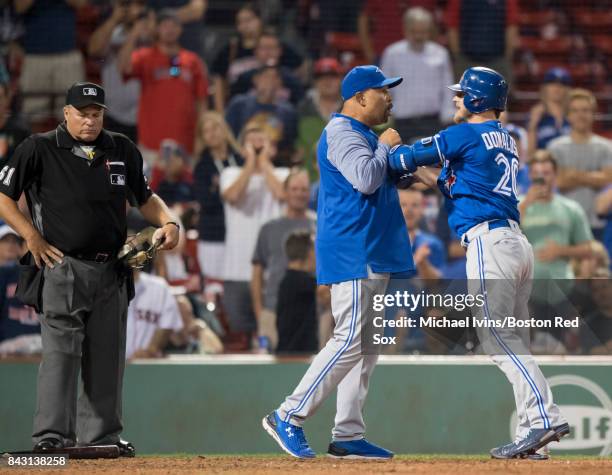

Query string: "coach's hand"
[[152, 223, 180, 251], [379, 128, 402, 147], [26, 232, 64, 269]]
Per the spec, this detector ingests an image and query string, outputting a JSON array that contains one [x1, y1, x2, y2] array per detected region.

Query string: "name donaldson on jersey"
[[480, 130, 519, 156]]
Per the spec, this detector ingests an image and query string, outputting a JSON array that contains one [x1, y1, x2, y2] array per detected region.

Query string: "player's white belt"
[[460, 219, 520, 247]]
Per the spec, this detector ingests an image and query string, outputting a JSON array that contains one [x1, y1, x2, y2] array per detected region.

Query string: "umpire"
[[0, 82, 179, 454]]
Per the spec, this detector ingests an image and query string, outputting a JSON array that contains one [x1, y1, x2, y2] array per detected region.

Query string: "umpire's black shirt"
[[0, 123, 152, 255]]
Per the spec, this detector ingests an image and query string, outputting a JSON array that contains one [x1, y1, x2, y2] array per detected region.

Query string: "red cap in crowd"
[[314, 58, 343, 77]]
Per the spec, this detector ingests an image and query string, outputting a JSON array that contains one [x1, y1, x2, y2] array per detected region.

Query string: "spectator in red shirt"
[[446, 0, 519, 82], [358, 0, 437, 64], [119, 9, 208, 166]]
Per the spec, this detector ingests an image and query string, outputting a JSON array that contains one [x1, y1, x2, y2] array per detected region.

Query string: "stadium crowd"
[[0, 0, 611, 358]]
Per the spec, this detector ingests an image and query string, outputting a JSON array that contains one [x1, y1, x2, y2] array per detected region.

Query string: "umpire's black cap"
[[65, 82, 106, 109]]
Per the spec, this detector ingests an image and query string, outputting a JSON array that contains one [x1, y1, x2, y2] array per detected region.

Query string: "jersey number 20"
[[493, 153, 518, 198]]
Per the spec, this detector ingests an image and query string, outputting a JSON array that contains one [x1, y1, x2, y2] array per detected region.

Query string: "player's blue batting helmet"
[[448, 67, 508, 114]]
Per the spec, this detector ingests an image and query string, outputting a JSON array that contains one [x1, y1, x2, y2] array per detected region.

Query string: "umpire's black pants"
[[32, 256, 128, 446]]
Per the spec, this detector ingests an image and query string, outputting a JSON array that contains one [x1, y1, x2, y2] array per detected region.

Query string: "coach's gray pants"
[[32, 256, 128, 446], [277, 271, 389, 441]]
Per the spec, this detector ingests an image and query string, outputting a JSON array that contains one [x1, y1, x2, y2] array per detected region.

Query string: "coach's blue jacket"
[[316, 113, 414, 285]]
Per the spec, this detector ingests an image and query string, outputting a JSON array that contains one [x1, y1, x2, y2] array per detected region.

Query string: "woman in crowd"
[[193, 111, 243, 284]]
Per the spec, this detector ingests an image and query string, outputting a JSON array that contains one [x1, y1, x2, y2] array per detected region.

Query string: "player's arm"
[[387, 136, 444, 174]]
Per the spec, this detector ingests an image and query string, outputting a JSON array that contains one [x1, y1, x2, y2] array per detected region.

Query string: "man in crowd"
[[548, 88, 612, 240], [119, 9, 208, 164], [380, 7, 454, 143], [251, 169, 315, 351]]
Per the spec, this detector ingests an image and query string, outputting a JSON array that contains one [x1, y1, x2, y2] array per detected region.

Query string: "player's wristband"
[[388, 138, 442, 174], [388, 145, 417, 173], [164, 221, 180, 231]]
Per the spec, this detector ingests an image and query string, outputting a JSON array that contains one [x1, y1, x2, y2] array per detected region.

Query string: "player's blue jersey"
[[434, 120, 521, 237]]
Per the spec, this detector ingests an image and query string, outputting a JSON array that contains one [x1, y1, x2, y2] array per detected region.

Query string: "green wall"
[[1, 359, 611, 455]]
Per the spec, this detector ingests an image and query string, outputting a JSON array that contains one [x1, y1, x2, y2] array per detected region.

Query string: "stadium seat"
[[590, 35, 612, 55], [518, 11, 555, 28], [520, 36, 572, 57], [574, 11, 612, 33]]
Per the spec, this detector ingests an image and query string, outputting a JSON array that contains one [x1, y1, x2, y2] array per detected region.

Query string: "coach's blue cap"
[[341, 65, 402, 101], [543, 67, 571, 85]]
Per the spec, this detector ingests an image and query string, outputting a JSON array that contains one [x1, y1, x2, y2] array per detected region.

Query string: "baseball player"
[[387, 67, 570, 459], [262, 65, 415, 459]]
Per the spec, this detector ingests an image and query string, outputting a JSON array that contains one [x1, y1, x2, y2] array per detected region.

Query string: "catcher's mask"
[[117, 226, 163, 269]]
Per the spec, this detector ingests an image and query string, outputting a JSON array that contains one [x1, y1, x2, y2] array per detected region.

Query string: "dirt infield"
[[7, 455, 612, 475]]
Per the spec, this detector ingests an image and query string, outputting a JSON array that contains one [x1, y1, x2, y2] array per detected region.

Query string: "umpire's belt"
[[461, 219, 520, 248], [68, 251, 115, 263]]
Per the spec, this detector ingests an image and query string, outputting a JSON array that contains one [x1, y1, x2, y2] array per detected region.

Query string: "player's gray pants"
[[32, 256, 128, 447], [465, 225, 566, 437], [277, 271, 389, 441]]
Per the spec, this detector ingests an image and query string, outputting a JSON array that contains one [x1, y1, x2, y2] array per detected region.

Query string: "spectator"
[[147, 0, 207, 59], [0, 82, 30, 163], [225, 62, 297, 164], [446, 0, 518, 82], [380, 7, 454, 144], [210, 3, 262, 113], [119, 9, 208, 165], [519, 151, 593, 334], [0, 225, 40, 354], [275, 230, 317, 354], [526, 67, 571, 159], [358, 0, 437, 64], [231, 30, 304, 105], [126, 269, 184, 359], [210, 4, 302, 112], [220, 127, 288, 344], [295, 57, 342, 181], [398, 188, 446, 280], [251, 169, 315, 351], [193, 111, 243, 282], [0, 1, 24, 90], [548, 88, 612, 239], [296, 0, 359, 59], [88, 0, 155, 142], [595, 185, 612, 271], [150, 139, 194, 206], [17, 0, 86, 119], [390, 188, 445, 352]]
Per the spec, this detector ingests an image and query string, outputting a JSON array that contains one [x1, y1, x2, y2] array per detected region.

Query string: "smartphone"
[[532, 177, 546, 185]]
